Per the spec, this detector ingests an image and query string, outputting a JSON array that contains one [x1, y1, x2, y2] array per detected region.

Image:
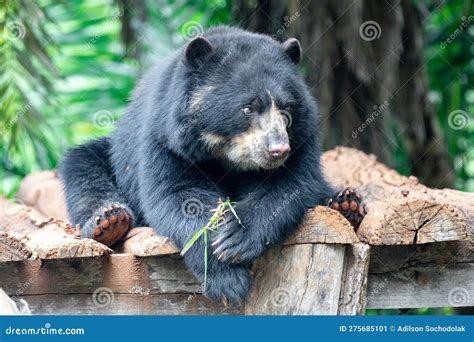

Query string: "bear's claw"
[[328, 188, 366, 229], [211, 217, 257, 264], [91, 204, 132, 246]]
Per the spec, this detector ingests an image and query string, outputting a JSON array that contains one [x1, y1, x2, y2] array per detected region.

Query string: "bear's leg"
[[59, 137, 133, 246], [328, 188, 366, 229], [182, 241, 252, 306]]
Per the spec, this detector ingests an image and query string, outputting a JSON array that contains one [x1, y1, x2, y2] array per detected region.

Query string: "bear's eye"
[[241, 105, 254, 116]]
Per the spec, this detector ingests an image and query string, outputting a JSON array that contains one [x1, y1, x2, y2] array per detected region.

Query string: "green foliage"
[[366, 307, 454, 316], [0, 0, 230, 197], [0, 0, 62, 195], [424, 0, 474, 191]]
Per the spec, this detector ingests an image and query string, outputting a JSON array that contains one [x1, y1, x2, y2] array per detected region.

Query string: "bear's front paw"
[[204, 265, 252, 306], [83, 203, 133, 247], [211, 217, 260, 264], [328, 188, 366, 229]]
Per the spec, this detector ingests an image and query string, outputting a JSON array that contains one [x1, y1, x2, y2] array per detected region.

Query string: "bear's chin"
[[219, 157, 286, 172], [234, 157, 287, 171], [258, 159, 287, 170]]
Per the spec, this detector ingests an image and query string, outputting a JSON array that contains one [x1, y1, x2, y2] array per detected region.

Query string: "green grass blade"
[[180, 227, 205, 255], [203, 228, 208, 290]]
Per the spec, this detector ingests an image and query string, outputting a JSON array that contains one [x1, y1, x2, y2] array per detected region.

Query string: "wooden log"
[[0, 232, 32, 262], [4, 147, 472, 315], [19, 294, 239, 315], [0, 197, 112, 259], [5, 170, 363, 315], [367, 263, 474, 309], [118, 227, 179, 256], [246, 244, 346, 314], [16, 170, 69, 221], [285, 206, 358, 245], [15, 147, 472, 251], [1, 244, 472, 314], [322, 147, 471, 245], [243, 199, 360, 314], [0, 254, 240, 315], [10, 169, 358, 256], [366, 241, 474, 309], [338, 243, 371, 315]]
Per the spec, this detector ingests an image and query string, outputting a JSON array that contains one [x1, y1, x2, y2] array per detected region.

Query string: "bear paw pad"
[[91, 204, 132, 246], [328, 188, 366, 230]]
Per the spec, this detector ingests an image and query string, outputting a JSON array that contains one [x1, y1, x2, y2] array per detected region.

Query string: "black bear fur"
[[59, 26, 335, 304]]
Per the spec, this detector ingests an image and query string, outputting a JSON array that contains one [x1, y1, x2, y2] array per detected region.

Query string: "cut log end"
[[322, 146, 473, 245], [358, 200, 467, 245], [286, 206, 359, 245]]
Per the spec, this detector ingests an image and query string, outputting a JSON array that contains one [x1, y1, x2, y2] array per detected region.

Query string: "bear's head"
[[172, 27, 319, 171]]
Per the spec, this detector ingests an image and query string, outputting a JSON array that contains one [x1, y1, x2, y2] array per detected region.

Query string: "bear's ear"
[[184, 36, 214, 69], [281, 38, 301, 64]]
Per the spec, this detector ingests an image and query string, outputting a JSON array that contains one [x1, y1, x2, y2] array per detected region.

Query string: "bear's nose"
[[268, 143, 291, 158]]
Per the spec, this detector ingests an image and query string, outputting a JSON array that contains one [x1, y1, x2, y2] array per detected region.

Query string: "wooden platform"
[[1, 147, 472, 315]]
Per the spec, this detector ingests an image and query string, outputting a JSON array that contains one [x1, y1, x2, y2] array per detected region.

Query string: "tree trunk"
[[232, 0, 454, 188]]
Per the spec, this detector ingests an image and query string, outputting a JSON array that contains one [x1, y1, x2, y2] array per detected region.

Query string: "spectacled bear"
[[59, 26, 364, 305]]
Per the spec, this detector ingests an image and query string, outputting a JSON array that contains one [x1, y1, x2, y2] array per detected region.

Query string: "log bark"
[[322, 147, 472, 245], [246, 244, 346, 315], [16, 171, 68, 221], [338, 243, 371, 315], [285, 206, 358, 245], [0, 197, 111, 259], [0, 232, 32, 262], [118, 227, 179, 256], [0, 247, 472, 314], [0, 254, 240, 315], [366, 241, 474, 309]]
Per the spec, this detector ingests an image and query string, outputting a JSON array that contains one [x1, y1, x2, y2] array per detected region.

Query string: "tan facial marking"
[[201, 93, 289, 170], [190, 86, 215, 112], [201, 132, 227, 149]]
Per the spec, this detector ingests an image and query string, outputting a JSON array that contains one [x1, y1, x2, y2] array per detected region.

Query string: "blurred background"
[[0, 0, 472, 315], [1, 0, 473, 195]]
